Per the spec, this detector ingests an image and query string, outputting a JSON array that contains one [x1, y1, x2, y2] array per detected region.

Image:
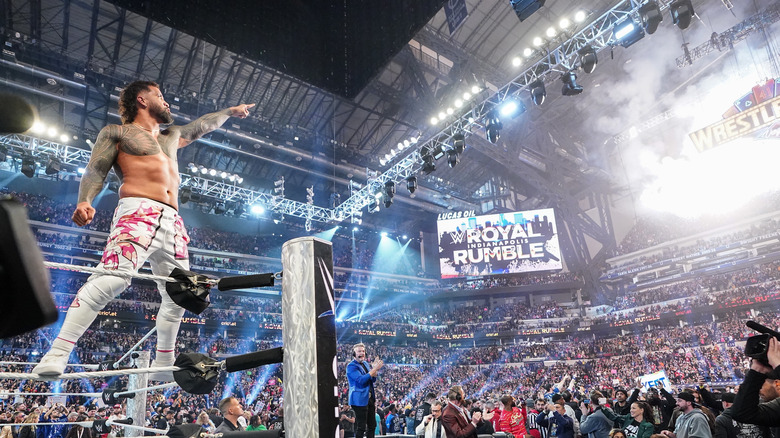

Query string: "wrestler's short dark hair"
[[119, 80, 159, 124]]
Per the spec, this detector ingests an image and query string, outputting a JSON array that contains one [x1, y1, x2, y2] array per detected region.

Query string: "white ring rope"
[[42, 261, 219, 287], [5, 381, 178, 397], [0, 361, 99, 370], [0, 365, 181, 380], [4, 420, 168, 435]]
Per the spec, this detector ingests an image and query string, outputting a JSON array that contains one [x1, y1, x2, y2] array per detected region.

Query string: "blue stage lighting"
[[499, 100, 519, 118], [614, 19, 645, 48]]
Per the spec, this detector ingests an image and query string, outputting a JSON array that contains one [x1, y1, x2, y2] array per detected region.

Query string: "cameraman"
[[731, 336, 780, 430]]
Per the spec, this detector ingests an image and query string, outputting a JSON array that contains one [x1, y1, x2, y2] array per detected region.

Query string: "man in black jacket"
[[714, 392, 769, 438], [731, 336, 780, 435]]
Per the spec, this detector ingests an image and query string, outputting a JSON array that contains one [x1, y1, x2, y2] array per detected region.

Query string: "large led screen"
[[437, 208, 562, 278]]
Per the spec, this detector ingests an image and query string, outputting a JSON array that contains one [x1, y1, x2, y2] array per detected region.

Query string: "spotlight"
[[639, 1, 663, 34], [272, 211, 284, 223], [452, 133, 466, 154], [21, 156, 36, 178], [368, 200, 379, 213], [214, 202, 226, 215], [510, 0, 546, 22], [529, 79, 546, 106], [235, 202, 246, 216], [180, 186, 192, 204], [498, 100, 526, 119], [273, 176, 285, 197], [670, 0, 694, 30], [614, 19, 644, 48], [485, 111, 503, 144], [561, 72, 583, 96], [250, 205, 265, 215], [329, 192, 340, 209], [44, 157, 61, 175], [383, 193, 393, 208], [406, 176, 418, 193], [420, 145, 437, 174], [384, 181, 396, 196], [447, 149, 460, 168], [578, 45, 597, 74]]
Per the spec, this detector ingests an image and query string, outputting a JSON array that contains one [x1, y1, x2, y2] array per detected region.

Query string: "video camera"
[[744, 320, 780, 366]]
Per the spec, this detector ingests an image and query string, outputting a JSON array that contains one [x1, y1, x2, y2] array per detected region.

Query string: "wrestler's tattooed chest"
[[119, 129, 177, 158]]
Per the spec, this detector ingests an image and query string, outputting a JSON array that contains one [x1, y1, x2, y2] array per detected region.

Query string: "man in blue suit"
[[347, 343, 384, 438]]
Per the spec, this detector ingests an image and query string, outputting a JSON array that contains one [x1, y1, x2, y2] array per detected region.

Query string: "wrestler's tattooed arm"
[[175, 104, 254, 147], [175, 109, 233, 147], [78, 125, 120, 204]]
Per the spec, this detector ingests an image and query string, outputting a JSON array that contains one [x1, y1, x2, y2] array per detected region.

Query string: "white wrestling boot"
[[32, 351, 70, 377], [146, 358, 175, 382]]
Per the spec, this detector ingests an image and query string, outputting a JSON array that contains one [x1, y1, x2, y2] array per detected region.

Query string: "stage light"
[[220, 171, 228, 179], [77, 167, 85, 174], [523, 48, 534, 57], [250, 205, 264, 215], [199, 166, 208, 174], [447, 149, 460, 168], [463, 91, 472, 100], [670, 0, 694, 30], [31, 121, 45, 134], [59, 134, 69, 143], [44, 157, 61, 175], [384, 180, 396, 196], [614, 19, 644, 48], [639, 1, 663, 34], [353, 226, 359, 232], [546, 27, 556, 38], [21, 156, 36, 178], [402, 235, 408, 239], [529, 79, 546, 106], [512, 57, 522, 67], [499, 100, 525, 118], [383, 193, 393, 208], [578, 45, 597, 74], [234, 202, 246, 216], [533, 36, 543, 47], [47, 127, 57, 138], [422, 155, 436, 174], [273, 176, 285, 197], [574, 10, 586, 23], [368, 199, 379, 213], [381, 231, 388, 237], [430, 117, 438, 125], [214, 202, 226, 215], [180, 186, 192, 204], [561, 71, 583, 96], [452, 133, 466, 154], [510, 0, 546, 22], [273, 211, 284, 224], [559, 18, 570, 29], [438, 111, 446, 120], [406, 176, 418, 193], [485, 111, 503, 144], [471, 85, 480, 94], [209, 168, 217, 176]]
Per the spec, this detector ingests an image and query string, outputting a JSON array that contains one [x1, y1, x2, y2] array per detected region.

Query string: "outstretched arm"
[[176, 104, 255, 147], [73, 125, 121, 226]]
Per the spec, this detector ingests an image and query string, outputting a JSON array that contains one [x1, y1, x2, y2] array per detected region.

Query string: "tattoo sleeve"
[[78, 125, 120, 204], [178, 108, 233, 142]]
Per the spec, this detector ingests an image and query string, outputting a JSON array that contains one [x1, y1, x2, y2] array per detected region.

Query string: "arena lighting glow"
[[640, 140, 780, 218], [574, 10, 586, 23], [250, 205, 265, 215], [523, 48, 534, 57], [614, 19, 645, 48]]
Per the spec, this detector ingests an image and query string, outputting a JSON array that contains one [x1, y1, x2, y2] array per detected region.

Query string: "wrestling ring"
[[0, 237, 339, 437]]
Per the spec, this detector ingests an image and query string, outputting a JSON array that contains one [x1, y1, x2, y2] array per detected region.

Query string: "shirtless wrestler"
[[33, 80, 254, 378]]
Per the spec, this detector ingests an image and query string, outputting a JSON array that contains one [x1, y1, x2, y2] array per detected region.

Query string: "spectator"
[[661, 393, 712, 438]]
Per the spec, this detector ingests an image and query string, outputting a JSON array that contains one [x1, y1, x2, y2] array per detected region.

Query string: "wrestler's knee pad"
[[76, 275, 131, 310]]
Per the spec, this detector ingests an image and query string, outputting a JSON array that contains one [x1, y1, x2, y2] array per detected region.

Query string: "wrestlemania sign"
[[689, 78, 780, 151], [437, 208, 563, 279]]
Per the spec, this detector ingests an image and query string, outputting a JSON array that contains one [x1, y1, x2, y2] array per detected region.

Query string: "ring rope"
[[0, 365, 181, 380], [3, 420, 168, 435], [42, 261, 219, 287], [116, 381, 179, 396], [113, 327, 157, 369], [0, 361, 99, 370]]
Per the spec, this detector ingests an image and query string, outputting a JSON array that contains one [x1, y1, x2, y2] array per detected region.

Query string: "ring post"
[[280, 237, 338, 438], [125, 351, 149, 437]]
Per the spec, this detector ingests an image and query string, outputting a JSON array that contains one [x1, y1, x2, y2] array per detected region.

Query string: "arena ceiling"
[[1, 0, 777, 280]]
